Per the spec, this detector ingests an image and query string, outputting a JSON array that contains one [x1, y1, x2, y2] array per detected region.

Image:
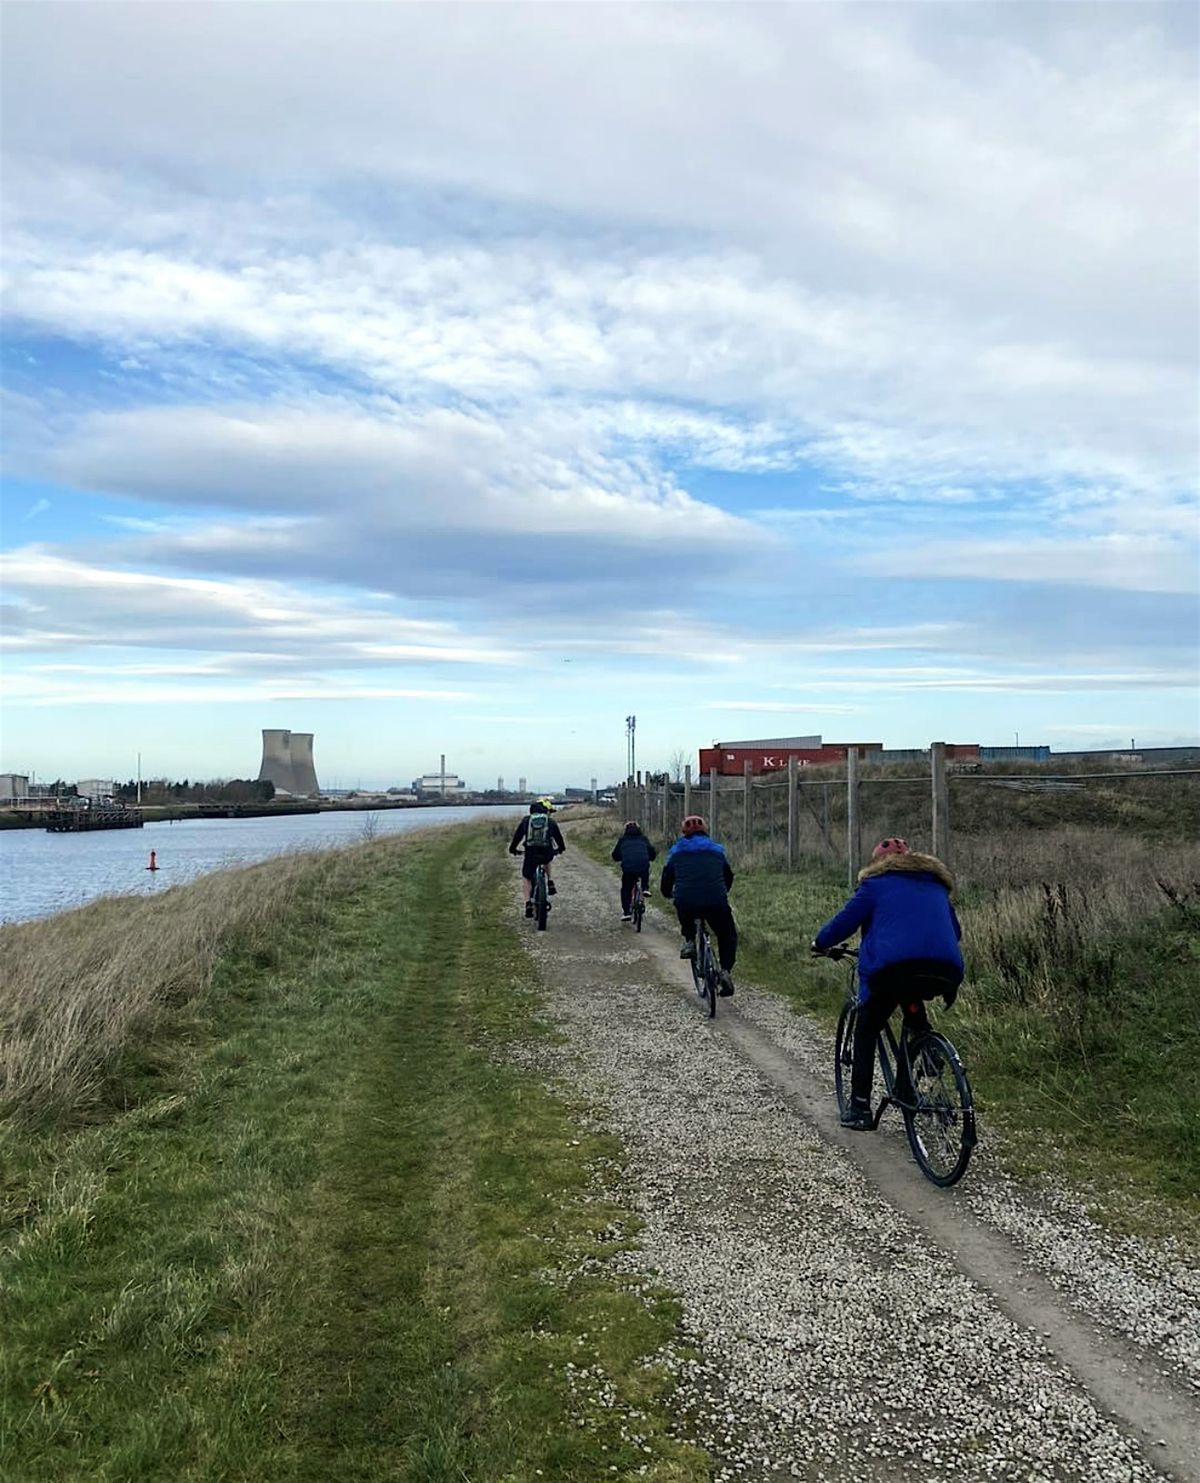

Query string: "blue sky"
[[2, 1, 1197, 790]]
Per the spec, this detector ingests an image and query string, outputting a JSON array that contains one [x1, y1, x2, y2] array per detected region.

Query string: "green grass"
[[573, 815, 1200, 1236], [1, 827, 708, 1482]]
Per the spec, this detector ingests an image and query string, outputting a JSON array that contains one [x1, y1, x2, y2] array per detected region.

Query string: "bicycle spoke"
[[907, 1039, 969, 1182]]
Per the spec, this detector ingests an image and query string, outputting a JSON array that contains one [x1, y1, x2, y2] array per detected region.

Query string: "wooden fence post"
[[683, 763, 692, 821], [743, 760, 753, 853], [931, 741, 951, 865], [709, 766, 719, 839], [846, 748, 862, 887], [787, 756, 799, 872], [822, 783, 831, 858], [662, 776, 670, 843]]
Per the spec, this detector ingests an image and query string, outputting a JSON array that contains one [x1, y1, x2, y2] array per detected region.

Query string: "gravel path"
[[516, 848, 1200, 1483]]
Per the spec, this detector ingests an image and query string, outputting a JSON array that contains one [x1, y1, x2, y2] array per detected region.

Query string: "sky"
[[1, 0, 1198, 791]]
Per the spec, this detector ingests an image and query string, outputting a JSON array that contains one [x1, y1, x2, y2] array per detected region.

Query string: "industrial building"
[[412, 772, 468, 796], [75, 779, 116, 802], [257, 729, 320, 796]]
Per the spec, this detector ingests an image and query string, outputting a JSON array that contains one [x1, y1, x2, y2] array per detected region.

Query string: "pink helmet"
[[872, 837, 911, 859], [681, 815, 707, 836]]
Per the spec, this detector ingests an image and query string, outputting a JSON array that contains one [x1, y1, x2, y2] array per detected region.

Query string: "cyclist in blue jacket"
[[812, 838, 963, 1129], [611, 821, 657, 921], [660, 815, 737, 996]]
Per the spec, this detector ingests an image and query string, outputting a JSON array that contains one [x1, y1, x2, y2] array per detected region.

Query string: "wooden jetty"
[[45, 807, 144, 832]]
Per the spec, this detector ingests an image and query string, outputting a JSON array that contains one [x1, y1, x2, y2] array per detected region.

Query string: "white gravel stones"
[[511, 853, 1192, 1482]]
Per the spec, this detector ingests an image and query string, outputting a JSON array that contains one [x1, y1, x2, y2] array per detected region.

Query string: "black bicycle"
[[630, 878, 647, 933], [820, 947, 977, 1186], [516, 849, 552, 931], [688, 919, 719, 1019]]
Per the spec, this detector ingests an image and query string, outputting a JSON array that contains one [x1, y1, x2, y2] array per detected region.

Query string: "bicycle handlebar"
[[811, 943, 858, 961]]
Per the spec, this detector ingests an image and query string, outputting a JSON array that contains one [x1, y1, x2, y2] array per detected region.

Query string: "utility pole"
[[137, 751, 142, 807], [625, 714, 637, 781]]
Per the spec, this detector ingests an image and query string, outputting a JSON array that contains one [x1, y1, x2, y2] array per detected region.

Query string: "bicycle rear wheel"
[[834, 1000, 857, 1115], [902, 1032, 976, 1186], [702, 938, 718, 1019], [534, 871, 550, 931], [632, 886, 644, 932]]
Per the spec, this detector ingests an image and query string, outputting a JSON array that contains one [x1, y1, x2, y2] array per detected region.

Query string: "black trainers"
[[524, 901, 534, 918], [547, 881, 558, 895], [679, 939, 696, 960], [840, 1102, 874, 1131], [717, 970, 735, 997], [621, 913, 632, 922]]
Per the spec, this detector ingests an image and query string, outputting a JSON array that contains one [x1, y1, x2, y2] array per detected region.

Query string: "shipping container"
[[698, 743, 883, 777], [979, 746, 1051, 762]]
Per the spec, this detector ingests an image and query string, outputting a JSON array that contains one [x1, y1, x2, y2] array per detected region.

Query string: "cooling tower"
[[258, 729, 298, 794], [289, 733, 319, 796]]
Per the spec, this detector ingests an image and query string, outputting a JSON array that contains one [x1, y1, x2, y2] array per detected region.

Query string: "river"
[[0, 805, 527, 925]]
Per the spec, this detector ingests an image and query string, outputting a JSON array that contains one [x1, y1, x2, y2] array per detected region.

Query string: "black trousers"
[[851, 961, 960, 1105], [675, 900, 737, 971], [620, 869, 649, 914]]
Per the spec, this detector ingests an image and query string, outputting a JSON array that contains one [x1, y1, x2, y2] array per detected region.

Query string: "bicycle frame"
[[825, 945, 977, 1184], [630, 878, 646, 930]]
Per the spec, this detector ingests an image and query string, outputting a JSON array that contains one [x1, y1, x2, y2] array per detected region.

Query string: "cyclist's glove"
[[809, 940, 824, 956], [942, 984, 959, 1010]]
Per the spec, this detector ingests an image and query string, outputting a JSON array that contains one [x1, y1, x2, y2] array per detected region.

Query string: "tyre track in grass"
[[517, 845, 1199, 1483]]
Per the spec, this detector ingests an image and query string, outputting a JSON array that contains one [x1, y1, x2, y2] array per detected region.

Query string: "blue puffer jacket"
[[611, 829, 657, 873], [814, 852, 963, 1000], [660, 833, 734, 905]]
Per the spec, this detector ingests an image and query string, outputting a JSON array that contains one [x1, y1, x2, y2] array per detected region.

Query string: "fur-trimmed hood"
[[858, 851, 954, 893]]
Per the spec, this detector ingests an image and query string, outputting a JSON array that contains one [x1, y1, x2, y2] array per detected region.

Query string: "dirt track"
[[518, 846, 1200, 1483]]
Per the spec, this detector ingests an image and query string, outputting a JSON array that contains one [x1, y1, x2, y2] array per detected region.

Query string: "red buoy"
[[146, 850, 159, 871]]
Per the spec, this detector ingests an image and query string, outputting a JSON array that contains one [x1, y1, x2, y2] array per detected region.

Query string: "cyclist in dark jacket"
[[509, 801, 566, 918], [611, 821, 657, 921], [813, 837, 963, 1129], [660, 815, 737, 996]]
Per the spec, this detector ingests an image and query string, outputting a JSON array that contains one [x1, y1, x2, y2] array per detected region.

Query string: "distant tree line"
[[113, 778, 276, 804]]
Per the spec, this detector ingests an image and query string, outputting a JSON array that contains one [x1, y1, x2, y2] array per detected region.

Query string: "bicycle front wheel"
[[903, 1033, 976, 1187], [834, 1000, 857, 1116]]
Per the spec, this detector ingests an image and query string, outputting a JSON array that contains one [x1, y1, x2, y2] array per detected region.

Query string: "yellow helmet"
[[537, 795, 556, 813]]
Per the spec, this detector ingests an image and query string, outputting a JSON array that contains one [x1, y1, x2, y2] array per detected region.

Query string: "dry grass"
[[0, 835, 428, 1127]]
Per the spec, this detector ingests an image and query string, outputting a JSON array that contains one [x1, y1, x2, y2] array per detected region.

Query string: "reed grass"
[[0, 836, 425, 1127]]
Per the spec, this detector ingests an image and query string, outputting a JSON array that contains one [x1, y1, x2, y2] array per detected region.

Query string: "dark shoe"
[[621, 913, 632, 922], [524, 901, 534, 918], [547, 881, 558, 895], [717, 970, 735, 997], [679, 939, 696, 959], [840, 1103, 874, 1131]]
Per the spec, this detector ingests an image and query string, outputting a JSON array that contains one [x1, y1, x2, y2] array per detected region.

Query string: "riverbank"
[[0, 823, 706, 1481]]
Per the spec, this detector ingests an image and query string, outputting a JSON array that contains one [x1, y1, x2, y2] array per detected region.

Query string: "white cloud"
[[4, 3, 1194, 346], [854, 532, 1199, 595], [0, 548, 521, 669]]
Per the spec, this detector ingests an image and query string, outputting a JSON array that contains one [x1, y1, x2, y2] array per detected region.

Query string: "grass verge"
[[1, 826, 707, 1482]]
